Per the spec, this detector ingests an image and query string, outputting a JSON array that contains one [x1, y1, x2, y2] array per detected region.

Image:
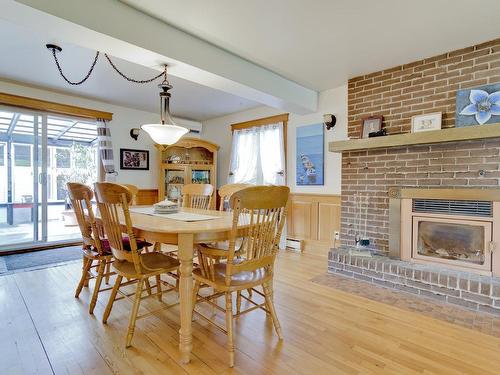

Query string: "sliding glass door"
[[0, 106, 98, 252]]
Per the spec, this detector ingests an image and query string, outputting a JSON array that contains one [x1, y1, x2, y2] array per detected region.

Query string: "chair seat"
[[193, 262, 271, 291], [112, 252, 179, 278], [101, 237, 152, 254]]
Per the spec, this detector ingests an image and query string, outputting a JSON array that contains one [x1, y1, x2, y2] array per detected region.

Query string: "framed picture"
[[456, 83, 500, 127], [296, 123, 324, 185], [411, 112, 442, 133], [361, 116, 383, 138], [120, 148, 149, 170]]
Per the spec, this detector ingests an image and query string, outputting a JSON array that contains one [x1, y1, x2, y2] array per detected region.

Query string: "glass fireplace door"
[[412, 215, 492, 272]]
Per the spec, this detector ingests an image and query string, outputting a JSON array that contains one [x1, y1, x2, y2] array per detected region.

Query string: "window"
[[228, 114, 287, 185], [56, 148, 71, 168], [14, 144, 31, 167]]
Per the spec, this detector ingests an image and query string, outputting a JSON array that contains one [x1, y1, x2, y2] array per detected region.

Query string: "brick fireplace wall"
[[348, 38, 500, 137], [341, 38, 500, 253]]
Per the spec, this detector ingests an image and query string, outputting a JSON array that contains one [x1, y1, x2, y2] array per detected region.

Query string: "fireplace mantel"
[[329, 122, 500, 152]]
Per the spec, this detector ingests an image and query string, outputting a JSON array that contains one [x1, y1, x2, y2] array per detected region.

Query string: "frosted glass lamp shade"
[[141, 123, 188, 145]]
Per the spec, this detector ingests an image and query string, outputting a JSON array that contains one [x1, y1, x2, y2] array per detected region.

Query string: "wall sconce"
[[130, 128, 141, 141], [323, 114, 336, 130]]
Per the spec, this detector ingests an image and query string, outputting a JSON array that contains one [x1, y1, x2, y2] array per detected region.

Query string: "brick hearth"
[[329, 247, 500, 315]]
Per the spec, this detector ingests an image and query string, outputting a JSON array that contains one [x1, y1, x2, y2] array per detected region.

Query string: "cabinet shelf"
[[329, 122, 500, 153]]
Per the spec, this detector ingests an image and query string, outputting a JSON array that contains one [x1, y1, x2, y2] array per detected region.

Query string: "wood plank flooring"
[[2, 249, 500, 374]]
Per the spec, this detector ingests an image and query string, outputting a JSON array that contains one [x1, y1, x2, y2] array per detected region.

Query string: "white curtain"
[[228, 123, 285, 185], [228, 122, 287, 248], [97, 119, 117, 182]]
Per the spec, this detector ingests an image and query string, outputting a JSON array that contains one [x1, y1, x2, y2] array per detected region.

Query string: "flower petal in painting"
[[469, 89, 489, 104], [491, 103, 500, 116], [460, 103, 478, 115], [489, 91, 500, 105], [475, 110, 492, 125]]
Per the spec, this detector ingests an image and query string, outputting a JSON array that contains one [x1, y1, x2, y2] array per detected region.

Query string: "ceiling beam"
[[2, 0, 318, 115]]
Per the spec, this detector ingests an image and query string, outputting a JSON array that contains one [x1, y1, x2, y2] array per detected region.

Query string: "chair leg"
[[236, 291, 242, 314], [104, 260, 111, 285], [89, 260, 106, 314], [83, 255, 91, 287], [225, 292, 235, 367], [103, 275, 123, 324], [126, 278, 144, 348], [155, 275, 162, 302], [247, 288, 253, 298], [263, 282, 283, 340], [144, 278, 152, 296], [75, 257, 92, 298]]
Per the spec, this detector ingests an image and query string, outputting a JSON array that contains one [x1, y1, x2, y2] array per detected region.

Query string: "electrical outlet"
[[334, 231, 340, 240]]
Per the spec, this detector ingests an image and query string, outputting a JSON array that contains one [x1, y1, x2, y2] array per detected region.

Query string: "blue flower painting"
[[456, 83, 500, 127], [296, 123, 324, 185]]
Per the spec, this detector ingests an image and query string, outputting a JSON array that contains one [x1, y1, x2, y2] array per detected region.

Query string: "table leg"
[[178, 233, 194, 364]]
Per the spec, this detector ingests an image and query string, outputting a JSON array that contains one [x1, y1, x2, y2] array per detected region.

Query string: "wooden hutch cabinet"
[[156, 138, 219, 208]]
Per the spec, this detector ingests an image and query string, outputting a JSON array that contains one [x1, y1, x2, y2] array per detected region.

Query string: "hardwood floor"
[[2, 249, 500, 374]]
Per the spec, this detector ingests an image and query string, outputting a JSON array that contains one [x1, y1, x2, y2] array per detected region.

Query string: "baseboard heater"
[[286, 238, 303, 251]]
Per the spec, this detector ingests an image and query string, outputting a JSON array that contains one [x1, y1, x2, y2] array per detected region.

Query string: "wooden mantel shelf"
[[329, 122, 500, 152]]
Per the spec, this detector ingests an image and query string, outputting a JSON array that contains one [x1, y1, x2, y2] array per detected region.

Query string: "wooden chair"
[[218, 183, 251, 211], [182, 183, 214, 210], [94, 182, 180, 348], [67, 182, 113, 315], [122, 184, 139, 205], [68, 182, 153, 314], [193, 185, 289, 367]]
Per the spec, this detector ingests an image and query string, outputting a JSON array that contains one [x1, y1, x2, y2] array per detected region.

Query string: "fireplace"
[[391, 188, 500, 277], [412, 216, 492, 272]]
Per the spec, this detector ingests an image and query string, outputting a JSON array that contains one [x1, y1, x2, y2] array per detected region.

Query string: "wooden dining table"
[[97, 206, 235, 364]]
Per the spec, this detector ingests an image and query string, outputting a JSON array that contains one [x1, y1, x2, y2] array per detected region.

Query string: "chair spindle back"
[[122, 184, 139, 205], [198, 186, 289, 286], [67, 182, 103, 255], [182, 183, 214, 210], [218, 183, 252, 211], [94, 182, 142, 273]]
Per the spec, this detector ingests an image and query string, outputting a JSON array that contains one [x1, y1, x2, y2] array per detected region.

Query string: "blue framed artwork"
[[296, 123, 324, 185], [456, 83, 500, 127]]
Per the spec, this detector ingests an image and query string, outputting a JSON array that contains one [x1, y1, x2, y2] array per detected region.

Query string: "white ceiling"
[[122, 0, 500, 91], [0, 19, 259, 121]]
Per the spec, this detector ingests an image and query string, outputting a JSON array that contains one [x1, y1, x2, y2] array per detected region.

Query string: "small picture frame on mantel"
[[411, 112, 442, 133], [361, 115, 383, 138]]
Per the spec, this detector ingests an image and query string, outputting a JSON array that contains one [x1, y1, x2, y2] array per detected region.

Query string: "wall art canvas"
[[296, 123, 324, 185], [120, 148, 149, 170], [456, 83, 500, 127]]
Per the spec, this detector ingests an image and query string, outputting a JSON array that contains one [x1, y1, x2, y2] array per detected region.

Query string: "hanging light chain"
[[47, 44, 168, 86], [104, 53, 166, 84], [50, 48, 100, 86]]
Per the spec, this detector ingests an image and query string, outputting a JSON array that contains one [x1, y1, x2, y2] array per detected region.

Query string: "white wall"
[[0, 80, 197, 189], [202, 84, 347, 194]]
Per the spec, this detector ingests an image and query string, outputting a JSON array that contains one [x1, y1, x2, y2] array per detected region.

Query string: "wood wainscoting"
[[137, 189, 159, 205], [287, 193, 341, 252]]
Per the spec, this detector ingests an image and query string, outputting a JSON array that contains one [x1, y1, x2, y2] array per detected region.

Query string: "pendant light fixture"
[[141, 65, 188, 145], [46, 45, 188, 145]]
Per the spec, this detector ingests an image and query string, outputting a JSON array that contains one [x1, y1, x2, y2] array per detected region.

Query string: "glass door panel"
[[164, 166, 186, 202], [0, 110, 40, 249], [190, 167, 211, 184], [0, 108, 99, 252], [45, 115, 98, 242]]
